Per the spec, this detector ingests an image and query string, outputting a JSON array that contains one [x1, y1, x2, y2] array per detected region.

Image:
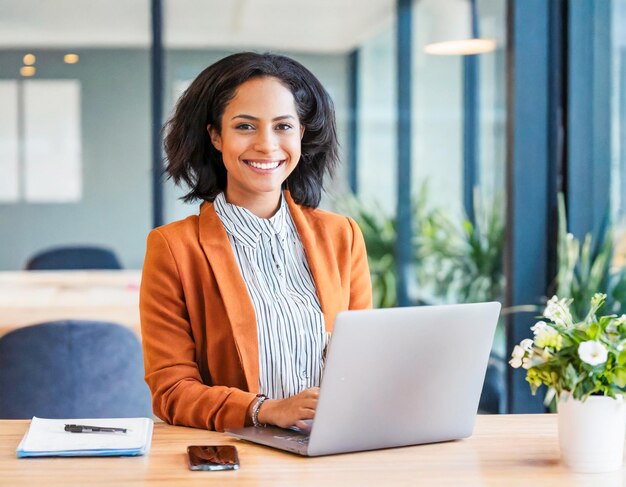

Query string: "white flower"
[[578, 340, 608, 366], [604, 310, 624, 333], [544, 296, 574, 327], [533, 325, 562, 350], [521, 350, 551, 370], [520, 338, 534, 352], [531, 321, 548, 334], [512, 345, 525, 359], [509, 344, 526, 369]]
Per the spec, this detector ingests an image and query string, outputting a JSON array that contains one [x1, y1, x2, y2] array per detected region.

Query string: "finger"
[[296, 398, 318, 412], [295, 420, 313, 433], [302, 387, 320, 399], [298, 407, 316, 419]]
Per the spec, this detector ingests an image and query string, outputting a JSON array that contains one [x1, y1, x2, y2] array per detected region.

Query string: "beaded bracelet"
[[252, 394, 268, 427]]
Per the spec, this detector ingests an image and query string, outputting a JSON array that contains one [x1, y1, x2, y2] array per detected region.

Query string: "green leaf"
[[587, 322, 600, 340], [614, 367, 626, 388], [564, 363, 579, 388]]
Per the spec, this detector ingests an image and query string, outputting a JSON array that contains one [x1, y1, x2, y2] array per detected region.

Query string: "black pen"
[[64, 424, 127, 433]]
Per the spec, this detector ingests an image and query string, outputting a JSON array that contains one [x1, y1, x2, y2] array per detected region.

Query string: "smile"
[[244, 160, 284, 170]]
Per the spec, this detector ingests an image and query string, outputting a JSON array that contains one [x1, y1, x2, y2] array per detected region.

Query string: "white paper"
[[17, 417, 153, 456]]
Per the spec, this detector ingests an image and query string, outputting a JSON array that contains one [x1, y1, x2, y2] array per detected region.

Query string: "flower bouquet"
[[509, 293, 626, 472]]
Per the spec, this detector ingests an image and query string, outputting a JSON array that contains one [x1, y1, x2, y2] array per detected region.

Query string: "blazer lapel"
[[197, 201, 259, 393], [286, 192, 339, 332]]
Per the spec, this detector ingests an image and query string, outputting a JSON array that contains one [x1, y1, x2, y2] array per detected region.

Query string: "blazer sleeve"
[[347, 217, 373, 309], [140, 229, 256, 431]]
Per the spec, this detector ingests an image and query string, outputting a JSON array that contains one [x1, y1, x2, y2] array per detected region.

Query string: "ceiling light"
[[64, 54, 80, 64], [20, 66, 36, 77], [422, 0, 496, 56], [23, 54, 36, 65], [424, 38, 497, 55]]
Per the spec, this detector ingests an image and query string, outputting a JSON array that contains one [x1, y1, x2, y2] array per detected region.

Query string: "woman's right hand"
[[256, 387, 319, 429]]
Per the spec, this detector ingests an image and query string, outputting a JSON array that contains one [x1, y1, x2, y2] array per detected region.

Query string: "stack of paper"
[[16, 417, 154, 458]]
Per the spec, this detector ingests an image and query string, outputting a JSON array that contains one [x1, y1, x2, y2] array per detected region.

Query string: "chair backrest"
[[25, 246, 122, 270], [0, 320, 152, 419]]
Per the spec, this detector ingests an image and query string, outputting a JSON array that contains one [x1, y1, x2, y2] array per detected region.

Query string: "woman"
[[140, 52, 372, 432]]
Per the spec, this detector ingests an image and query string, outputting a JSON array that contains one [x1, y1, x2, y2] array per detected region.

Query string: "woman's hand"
[[256, 387, 319, 429]]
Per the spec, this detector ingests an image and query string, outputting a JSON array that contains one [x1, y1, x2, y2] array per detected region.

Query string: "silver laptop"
[[226, 302, 501, 456]]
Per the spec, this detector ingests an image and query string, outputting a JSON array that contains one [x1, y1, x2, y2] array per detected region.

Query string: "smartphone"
[[187, 445, 240, 471]]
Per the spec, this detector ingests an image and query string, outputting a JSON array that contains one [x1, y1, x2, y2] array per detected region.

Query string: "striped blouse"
[[213, 192, 328, 400]]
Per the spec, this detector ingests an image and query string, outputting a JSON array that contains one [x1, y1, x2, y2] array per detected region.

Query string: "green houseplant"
[[336, 187, 505, 309], [555, 193, 626, 320], [335, 195, 398, 308], [417, 190, 504, 304]]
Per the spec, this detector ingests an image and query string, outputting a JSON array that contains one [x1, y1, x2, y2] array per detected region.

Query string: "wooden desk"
[[1, 415, 624, 486], [0, 270, 141, 338]]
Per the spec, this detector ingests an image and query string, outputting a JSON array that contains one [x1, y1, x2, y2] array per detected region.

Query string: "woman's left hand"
[[254, 387, 320, 429]]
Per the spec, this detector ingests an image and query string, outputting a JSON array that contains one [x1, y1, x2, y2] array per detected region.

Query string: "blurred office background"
[[1, 0, 625, 414]]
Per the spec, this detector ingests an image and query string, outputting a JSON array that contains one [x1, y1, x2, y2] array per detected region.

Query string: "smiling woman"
[[163, 52, 338, 211], [207, 77, 304, 218], [140, 52, 372, 432]]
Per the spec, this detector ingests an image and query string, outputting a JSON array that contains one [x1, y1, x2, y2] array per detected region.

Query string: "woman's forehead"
[[224, 77, 298, 116]]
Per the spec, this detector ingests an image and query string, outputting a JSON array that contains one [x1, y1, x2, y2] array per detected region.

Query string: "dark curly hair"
[[163, 52, 339, 208]]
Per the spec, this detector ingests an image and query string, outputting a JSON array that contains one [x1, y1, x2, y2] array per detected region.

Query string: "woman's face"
[[208, 76, 304, 211]]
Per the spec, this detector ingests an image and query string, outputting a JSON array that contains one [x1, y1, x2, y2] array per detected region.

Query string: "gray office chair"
[[25, 246, 122, 270], [0, 320, 152, 419]]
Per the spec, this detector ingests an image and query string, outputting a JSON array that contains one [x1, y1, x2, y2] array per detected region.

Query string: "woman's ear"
[[300, 124, 305, 140], [207, 125, 222, 151]]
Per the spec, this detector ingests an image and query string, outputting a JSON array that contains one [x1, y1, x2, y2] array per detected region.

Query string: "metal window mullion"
[[151, 0, 165, 228], [463, 54, 479, 224], [396, 0, 413, 307], [505, 0, 556, 413], [348, 50, 359, 195]]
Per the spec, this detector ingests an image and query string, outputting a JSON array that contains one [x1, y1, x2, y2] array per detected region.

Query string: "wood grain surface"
[[2, 415, 624, 486]]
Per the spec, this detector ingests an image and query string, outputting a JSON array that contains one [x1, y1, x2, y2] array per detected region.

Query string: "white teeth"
[[248, 160, 280, 170]]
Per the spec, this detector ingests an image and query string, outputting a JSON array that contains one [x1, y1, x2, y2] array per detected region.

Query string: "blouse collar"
[[213, 192, 288, 249]]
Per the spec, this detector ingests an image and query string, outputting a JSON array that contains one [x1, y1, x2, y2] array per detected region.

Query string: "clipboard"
[[16, 416, 154, 458]]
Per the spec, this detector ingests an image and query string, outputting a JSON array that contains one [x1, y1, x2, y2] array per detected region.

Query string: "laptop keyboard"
[[273, 433, 310, 445]]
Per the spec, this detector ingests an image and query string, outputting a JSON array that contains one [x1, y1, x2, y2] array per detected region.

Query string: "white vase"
[[558, 392, 626, 473]]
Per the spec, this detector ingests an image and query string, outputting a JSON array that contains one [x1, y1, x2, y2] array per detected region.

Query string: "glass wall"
[[357, 23, 397, 216], [565, 0, 626, 318], [0, 0, 152, 270], [410, 0, 507, 307], [612, 0, 626, 265]]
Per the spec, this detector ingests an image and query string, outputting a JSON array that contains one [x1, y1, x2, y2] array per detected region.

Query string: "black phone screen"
[[187, 445, 240, 471]]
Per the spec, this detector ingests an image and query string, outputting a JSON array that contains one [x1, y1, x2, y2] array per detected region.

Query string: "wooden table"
[[0, 270, 141, 338], [1, 415, 624, 486]]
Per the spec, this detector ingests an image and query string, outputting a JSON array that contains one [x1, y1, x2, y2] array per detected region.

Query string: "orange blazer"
[[140, 191, 372, 431]]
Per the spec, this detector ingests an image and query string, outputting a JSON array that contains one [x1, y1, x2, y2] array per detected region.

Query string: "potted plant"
[[509, 293, 626, 472]]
